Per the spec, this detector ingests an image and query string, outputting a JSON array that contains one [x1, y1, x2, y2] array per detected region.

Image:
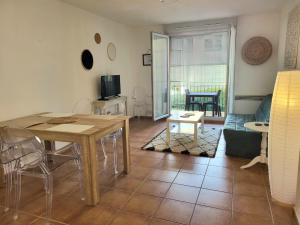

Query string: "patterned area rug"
[[142, 126, 222, 157]]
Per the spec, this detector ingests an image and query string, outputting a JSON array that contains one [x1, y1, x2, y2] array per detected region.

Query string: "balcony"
[[170, 81, 226, 118]]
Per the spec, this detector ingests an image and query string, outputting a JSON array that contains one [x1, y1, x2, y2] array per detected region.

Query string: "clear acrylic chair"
[[0, 131, 22, 213], [0, 127, 53, 224], [72, 98, 121, 175], [71, 98, 108, 161]]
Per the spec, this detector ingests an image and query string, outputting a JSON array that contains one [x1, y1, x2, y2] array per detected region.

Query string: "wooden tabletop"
[[0, 113, 129, 136]]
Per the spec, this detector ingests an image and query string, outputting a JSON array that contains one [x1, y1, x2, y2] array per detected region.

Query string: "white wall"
[[0, 0, 145, 121], [233, 12, 281, 114], [130, 25, 164, 116]]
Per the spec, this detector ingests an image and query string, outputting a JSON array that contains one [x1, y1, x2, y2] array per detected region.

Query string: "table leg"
[[194, 123, 198, 146], [241, 132, 268, 169], [201, 116, 204, 134], [166, 121, 170, 146], [123, 119, 130, 174], [81, 135, 99, 205]]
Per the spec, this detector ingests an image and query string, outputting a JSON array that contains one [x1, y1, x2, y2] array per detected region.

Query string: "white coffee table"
[[240, 122, 269, 169], [166, 111, 205, 146]]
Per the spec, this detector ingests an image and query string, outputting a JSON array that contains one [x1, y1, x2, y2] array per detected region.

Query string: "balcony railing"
[[170, 81, 226, 117]]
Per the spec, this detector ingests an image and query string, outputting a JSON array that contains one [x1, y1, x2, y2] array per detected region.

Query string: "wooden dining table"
[[0, 113, 130, 206]]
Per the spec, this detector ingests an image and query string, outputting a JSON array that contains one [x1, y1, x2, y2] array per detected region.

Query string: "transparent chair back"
[[72, 98, 93, 114], [0, 127, 53, 225]]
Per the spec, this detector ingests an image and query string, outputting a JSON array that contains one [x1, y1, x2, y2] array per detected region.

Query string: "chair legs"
[[13, 162, 53, 225], [72, 144, 85, 201], [100, 136, 118, 175], [100, 139, 107, 159], [3, 163, 14, 213], [13, 171, 21, 220], [203, 104, 221, 117], [112, 135, 118, 175]]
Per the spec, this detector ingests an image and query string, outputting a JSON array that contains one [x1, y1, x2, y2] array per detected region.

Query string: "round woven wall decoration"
[[94, 33, 101, 44], [242, 36, 272, 65]]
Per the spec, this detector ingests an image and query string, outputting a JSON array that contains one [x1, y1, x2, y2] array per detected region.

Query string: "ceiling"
[[62, 0, 288, 26]]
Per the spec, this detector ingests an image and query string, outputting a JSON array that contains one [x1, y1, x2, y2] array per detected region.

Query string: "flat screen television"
[[98, 75, 121, 100]]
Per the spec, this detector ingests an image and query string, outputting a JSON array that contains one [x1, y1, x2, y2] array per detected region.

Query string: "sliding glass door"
[[170, 31, 230, 117], [151, 33, 170, 121]]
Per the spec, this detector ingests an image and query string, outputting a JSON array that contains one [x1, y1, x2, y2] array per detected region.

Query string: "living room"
[[0, 0, 300, 225]]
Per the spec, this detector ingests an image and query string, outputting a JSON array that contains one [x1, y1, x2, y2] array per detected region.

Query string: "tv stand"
[[92, 96, 127, 115]]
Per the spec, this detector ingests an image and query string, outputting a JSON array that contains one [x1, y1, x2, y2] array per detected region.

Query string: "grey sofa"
[[223, 94, 272, 158]]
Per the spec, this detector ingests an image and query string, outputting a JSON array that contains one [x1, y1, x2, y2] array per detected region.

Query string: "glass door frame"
[[151, 32, 170, 121], [169, 29, 232, 120]]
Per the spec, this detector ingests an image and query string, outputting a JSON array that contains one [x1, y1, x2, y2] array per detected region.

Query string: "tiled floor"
[[0, 118, 297, 225]]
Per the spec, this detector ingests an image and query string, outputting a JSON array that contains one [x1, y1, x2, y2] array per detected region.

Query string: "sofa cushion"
[[255, 94, 272, 122], [224, 114, 256, 131]]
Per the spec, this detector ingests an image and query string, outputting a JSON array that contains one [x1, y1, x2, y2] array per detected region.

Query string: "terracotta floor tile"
[[274, 219, 297, 225], [30, 219, 67, 225], [166, 184, 200, 203], [98, 172, 117, 187], [174, 172, 204, 187], [233, 195, 271, 218], [145, 151, 167, 159], [131, 141, 146, 149], [112, 176, 142, 192], [190, 205, 231, 225], [180, 163, 207, 175], [206, 166, 234, 179], [232, 212, 273, 225], [99, 189, 131, 209], [137, 180, 171, 197], [155, 199, 194, 224], [184, 157, 210, 165], [127, 166, 153, 179], [209, 157, 247, 169], [202, 176, 233, 193], [149, 218, 183, 225], [149, 169, 178, 183], [111, 212, 149, 225], [271, 203, 295, 225], [0, 209, 39, 225], [66, 205, 115, 225], [163, 154, 186, 162], [215, 150, 227, 158], [197, 189, 232, 210], [234, 181, 267, 198], [158, 160, 183, 171], [133, 157, 162, 168], [235, 169, 265, 186], [209, 157, 234, 168], [124, 194, 162, 216]]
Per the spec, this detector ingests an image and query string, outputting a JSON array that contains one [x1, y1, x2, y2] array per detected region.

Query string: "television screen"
[[99, 75, 121, 99]]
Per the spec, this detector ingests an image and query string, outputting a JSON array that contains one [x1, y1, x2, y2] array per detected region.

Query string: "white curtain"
[[227, 25, 237, 114]]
